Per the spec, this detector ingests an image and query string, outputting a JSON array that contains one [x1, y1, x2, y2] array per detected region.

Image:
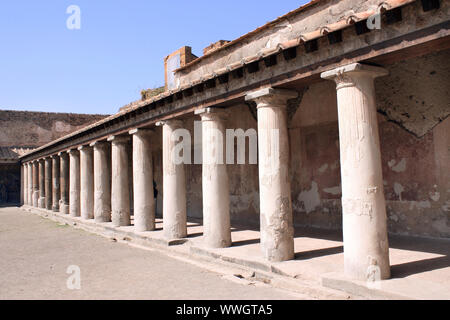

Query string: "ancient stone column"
[[156, 120, 187, 239], [28, 162, 33, 206], [195, 108, 231, 248], [90, 141, 111, 223], [38, 159, 45, 208], [32, 161, 39, 207], [108, 135, 131, 227], [321, 63, 390, 280], [59, 152, 70, 214], [21, 164, 25, 205], [130, 128, 155, 232], [21, 164, 26, 205], [44, 158, 52, 210], [68, 149, 81, 217], [78, 145, 94, 220], [246, 87, 297, 262], [51, 155, 60, 212]]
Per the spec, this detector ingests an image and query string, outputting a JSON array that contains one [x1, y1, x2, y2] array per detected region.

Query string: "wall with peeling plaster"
[[288, 50, 449, 238]]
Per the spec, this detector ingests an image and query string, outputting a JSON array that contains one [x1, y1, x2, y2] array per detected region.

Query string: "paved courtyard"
[[0, 206, 309, 300], [3, 206, 449, 300]]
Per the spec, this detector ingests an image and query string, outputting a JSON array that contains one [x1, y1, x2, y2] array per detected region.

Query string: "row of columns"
[[20, 63, 391, 281]]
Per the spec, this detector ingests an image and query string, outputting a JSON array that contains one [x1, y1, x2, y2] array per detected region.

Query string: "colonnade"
[[20, 63, 391, 281]]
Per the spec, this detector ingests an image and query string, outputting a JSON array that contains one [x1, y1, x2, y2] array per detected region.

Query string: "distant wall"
[[0, 110, 108, 148], [0, 110, 108, 204]]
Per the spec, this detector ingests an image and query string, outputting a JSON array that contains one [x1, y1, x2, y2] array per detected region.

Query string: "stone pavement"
[[10, 205, 450, 299], [0, 206, 339, 300]]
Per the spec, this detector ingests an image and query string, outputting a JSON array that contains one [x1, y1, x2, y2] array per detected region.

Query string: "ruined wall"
[[0, 110, 108, 148], [0, 110, 108, 204]]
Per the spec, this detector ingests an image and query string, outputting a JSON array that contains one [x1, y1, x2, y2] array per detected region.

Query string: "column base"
[[112, 212, 131, 227], [95, 216, 111, 223], [262, 244, 295, 262], [163, 219, 187, 239], [59, 204, 69, 215], [33, 192, 39, 207], [204, 239, 232, 249], [135, 223, 156, 233], [38, 197, 46, 208]]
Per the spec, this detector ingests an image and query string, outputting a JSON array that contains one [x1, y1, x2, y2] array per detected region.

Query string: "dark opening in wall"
[[183, 88, 193, 97], [304, 39, 318, 53], [327, 30, 342, 44], [355, 20, 371, 35], [232, 68, 244, 79], [218, 73, 229, 84], [264, 55, 277, 67], [283, 47, 297, 60], [421, 0, 440, 12], [205, 79, 216, 89], [194, 83, 204, 93], [385, 7, 402, 24], [247, 61, 259, 73]]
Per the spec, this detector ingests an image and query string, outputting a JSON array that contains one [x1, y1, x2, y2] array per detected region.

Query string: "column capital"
[[245, 87, 298, 108], [58, 151, 69, 159], [107, 135, 130, 144], [77, 145, 92, 151], [156, 119, 184, 128], [50, 154, 59, 159], [195, 107, 228, 121], [67, 148, 79, 155], [321, 63, 388, 89], [89, 140, 109, 148], [129, 128, 154, 137]]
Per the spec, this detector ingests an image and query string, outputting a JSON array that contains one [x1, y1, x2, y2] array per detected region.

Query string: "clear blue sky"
[[0, 1, 308, 115]]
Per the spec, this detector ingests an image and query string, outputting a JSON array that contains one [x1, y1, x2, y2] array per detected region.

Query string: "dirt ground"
[[0, 206, 306, 300]]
